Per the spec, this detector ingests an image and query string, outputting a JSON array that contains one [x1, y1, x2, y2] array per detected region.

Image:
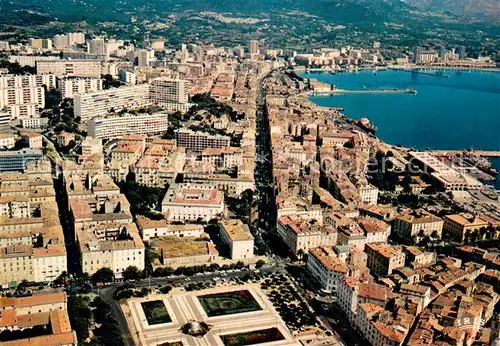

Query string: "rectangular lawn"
[[141, 300, 172, 325], [221, 328, 285, 346], [198, 290, 262, 317]]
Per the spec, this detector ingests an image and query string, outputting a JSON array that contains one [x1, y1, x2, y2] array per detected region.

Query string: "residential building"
[[59, 77, 103, 99], [119, 69, 137, 85], [393, 210, 444, 238], [0, 133, 15, 149], [443, 213, 489, 243], [161, 185, 225, 221], [77, 222, 145, 277], [219, 219, 254, 260], [74, 84, 151, 121], [200, 147, 243, 169], [36, 60, 102, 77], [0, 292, 77, 346], [307, 246, 349, 293], [365, 243, 405, 277], [80, 136, 103, 160], [20, 131, 43, 149], [150, 77, 189, 105], [175, 129, 231, 153], [29, 38, 53, 50], [136, 215, 205, 241], [277, 215, 337, 257], [87, 111, 169, 139]]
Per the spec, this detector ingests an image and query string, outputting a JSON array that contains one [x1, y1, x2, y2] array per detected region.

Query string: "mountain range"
[[0, 0, 498, 28], [402, 0, 500, 22]]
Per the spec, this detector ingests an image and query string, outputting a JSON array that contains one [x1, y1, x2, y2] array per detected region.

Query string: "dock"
[[309, 88, 417, 96], [391, 68, 450, 78], [429, 150, 500, 158]]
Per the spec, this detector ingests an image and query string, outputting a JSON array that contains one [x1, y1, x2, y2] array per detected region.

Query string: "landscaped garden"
[[141, 300, 172, 325], [198, 290, 262, 317], [221, 328, 285, 346]]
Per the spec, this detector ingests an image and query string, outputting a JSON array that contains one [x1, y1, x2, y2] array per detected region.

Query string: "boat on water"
[[358, 117, 376, 135]]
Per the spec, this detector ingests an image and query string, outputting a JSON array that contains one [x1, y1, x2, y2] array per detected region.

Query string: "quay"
[[429, 150, 500, 158], [391, 68, 450, 78], [309, 88, 417, 96]]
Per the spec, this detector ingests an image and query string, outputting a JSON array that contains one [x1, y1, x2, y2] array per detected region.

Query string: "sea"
[[300, 69, 500, 188]]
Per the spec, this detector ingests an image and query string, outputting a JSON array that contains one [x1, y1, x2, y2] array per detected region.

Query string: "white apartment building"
[[53, 33, 85, 48], [136, 215, 204, 241], [161, 185, 225, 221], [0, 74, 56, 90], [0, 75, 54, 120], [307, 247, 349, 293], [119, 69, 137, 85], [0, 196, 30, 218], [200, 147, 243, 169], [175, 129, 231, 153], [80, 136, 103, 159], [87, 111, 169, 139], [8, 55, 60, 67], [150, 77, 188, 105], [0, 133, 15, 149], [36, 60, 102, 77], [0, 41, 10, 51], [219, 219, 254, 260], [29, 38, 53, 50], [78, 223, 145, 277], [357, 183, 379, 205], [0, 244, 67, 287], [87, 38, 106, 55], [393, 210, 444, 238], [0, 87, 44, 109], [59, 77, 103, 99], [277, 216, 337, 257], [74, 84, 152, 121]]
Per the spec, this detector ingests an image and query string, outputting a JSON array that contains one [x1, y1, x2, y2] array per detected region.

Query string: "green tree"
[[91, 267, 115, 285], [68, 295, 91, 342], [255, 259, 266, 269], [123, 266, 142, 281]]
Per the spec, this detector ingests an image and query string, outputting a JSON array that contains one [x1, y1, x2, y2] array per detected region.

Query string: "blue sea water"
[[302, 69, 500, 186], [303, 69, 500, 150]]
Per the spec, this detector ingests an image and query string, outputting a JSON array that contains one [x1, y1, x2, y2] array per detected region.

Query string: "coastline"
[[300, 69, 500, 156], [296, 65, 500, 74]]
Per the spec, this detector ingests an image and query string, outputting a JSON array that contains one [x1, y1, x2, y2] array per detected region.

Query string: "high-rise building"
[[137, 49, 151, 67], [58, 77, 103, 99], [248, 40, 259, 55], [29, 38, 53, 50], [87, 111, 169, 139], [87, 38, 106, 55], [0, 41, 10, 51], [54, 34, 69, 48], [150, 77, 188, 105], [457, 46, 466, 60], [152, 39, 165, 51], [36, 60, 102, 77], [0, 75, 55, 119], [74, 84, 151, 121], [118, 69, 137, 85]]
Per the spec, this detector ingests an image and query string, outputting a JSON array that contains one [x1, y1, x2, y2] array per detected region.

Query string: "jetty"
[[391, 68, 450, 78], [309, 88, 417, 96]]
